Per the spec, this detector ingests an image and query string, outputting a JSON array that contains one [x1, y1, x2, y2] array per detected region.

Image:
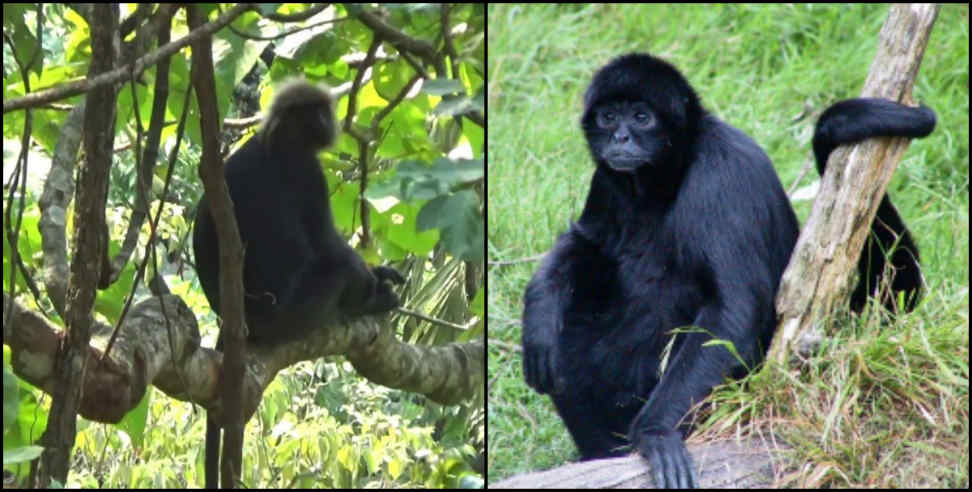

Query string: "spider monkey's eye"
[[633, 111, 655, 127], [596, 110, 617, 129]]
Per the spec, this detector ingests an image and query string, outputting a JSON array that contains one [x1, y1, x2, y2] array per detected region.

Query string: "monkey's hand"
[[342, 265, 403, 316], [359, 279, 400, 314], [368, 265, 404, 313], [373, 266, 405, 285], [630, 426, 698, 488]]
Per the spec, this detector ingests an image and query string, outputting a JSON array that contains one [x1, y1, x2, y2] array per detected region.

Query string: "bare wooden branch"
[[353, 8, 438, 61], [37, 104, 85, 316], [770, 3, 939, 365], [185, 5, 248, 487], [38, 5, 119, 485], [491, 438, 785, 489], [2, 4, 250, 114]]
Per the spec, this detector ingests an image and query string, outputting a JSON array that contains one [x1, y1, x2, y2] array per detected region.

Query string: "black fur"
[[813, 99, 934, 311], [193, 81, 404, 346], [192, 80, 404, 488], [521, 53, 934, 488]]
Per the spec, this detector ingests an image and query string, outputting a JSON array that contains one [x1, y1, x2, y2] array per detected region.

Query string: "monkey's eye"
[[633, 111, 655, 127], [596, 110, 618, 129]]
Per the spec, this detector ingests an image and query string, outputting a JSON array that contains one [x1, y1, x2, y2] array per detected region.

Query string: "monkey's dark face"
[[290, 103, 336, 151], [583, 100, 669, 172]]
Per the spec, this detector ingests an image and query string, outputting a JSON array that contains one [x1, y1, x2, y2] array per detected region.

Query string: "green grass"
[[487, 4, 969, 487]]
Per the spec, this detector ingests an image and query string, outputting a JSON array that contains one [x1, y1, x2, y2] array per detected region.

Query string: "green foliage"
[[366, 157, 485, 262], [3, 347, 48, 475], [2, 207, 41, 295], [2, 3, 483, 488]]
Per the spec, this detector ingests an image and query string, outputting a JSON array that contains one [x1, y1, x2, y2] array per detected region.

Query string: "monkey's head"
[[260, 79, 337, 152], [581, 53, 702, 173]]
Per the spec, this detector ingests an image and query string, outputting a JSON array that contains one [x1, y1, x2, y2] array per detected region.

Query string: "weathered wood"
[[491, 438, 784, 489], [770, 3, 939, 364]]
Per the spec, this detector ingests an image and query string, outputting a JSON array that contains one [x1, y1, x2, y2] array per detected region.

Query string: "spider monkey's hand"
[[630, 425, 698, 489], [349, 265, 403, 315], [366, 279, 401, 313], [373, 266, 405, 285], [521, 313, 566, 395], [521, 331, 563, 394]]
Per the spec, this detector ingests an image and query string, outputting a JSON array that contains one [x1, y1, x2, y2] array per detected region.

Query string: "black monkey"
[[192, 79, 405, 487], [521, 53, 935, 488]]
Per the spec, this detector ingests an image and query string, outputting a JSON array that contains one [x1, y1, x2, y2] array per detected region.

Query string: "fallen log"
[[491, 437, 786, 489]]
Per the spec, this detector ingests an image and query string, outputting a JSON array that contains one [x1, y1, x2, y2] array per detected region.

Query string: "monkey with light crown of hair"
[[192, 78, 405, 488]]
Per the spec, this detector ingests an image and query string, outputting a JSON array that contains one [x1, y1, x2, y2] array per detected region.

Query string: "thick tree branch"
[[2, 293, 484, 425]]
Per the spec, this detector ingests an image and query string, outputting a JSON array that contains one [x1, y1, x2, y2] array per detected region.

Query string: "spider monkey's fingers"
[[373, 266, 406, 285]]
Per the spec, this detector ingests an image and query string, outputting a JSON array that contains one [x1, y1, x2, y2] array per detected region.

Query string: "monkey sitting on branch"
[[192, 79, 405, 488]]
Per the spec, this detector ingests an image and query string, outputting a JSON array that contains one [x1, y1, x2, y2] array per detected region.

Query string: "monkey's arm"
[[232, 179, 316, 311], [300, 245, 401, 317]]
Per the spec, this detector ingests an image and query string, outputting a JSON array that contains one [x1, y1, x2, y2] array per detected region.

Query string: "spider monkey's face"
[[292, 103, 335, 149], [583, 100, 669, 172]]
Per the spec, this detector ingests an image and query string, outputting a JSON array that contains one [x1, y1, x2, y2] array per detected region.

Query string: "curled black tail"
[[812, 98, 936, 313]]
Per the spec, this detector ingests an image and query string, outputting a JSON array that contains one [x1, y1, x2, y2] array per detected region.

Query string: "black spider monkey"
[[192, 79, 405, 488], [522, 53, 934, 488]]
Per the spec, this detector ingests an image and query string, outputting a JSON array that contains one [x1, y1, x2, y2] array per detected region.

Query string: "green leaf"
[[431, 96, 476, 117], [383, 201, 439, 257], [417, 191, 483, 262], [375, 60, 416, 101], [421, 78, 465, 96]]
